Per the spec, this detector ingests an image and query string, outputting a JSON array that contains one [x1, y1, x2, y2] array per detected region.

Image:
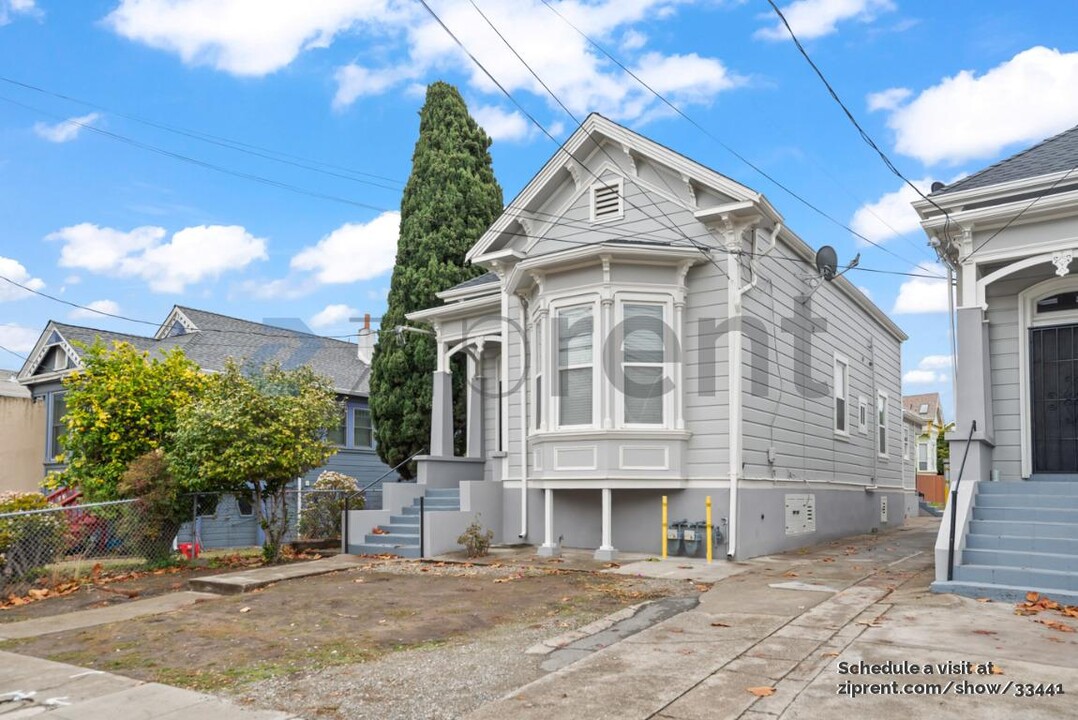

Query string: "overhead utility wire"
[[0, 95, 394, 214], [764, 0, 957, 240], [0, 275, 367, 340], [0, 75, 403, 191], [966, 165, 1078, 259], [0, 344, 27, 361], [539, 0, 933, 268], [444, 0, 729, 278]]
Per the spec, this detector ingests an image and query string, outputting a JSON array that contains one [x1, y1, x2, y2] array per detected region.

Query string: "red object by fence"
[[178, 542, 201, 560]]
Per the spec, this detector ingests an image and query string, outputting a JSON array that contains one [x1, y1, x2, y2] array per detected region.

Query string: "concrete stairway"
[[352, 488, 460, 558], [941, 478, 1078, 604]]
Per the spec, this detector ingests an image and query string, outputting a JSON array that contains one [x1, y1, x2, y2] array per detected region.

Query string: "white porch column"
[[466, 343, 485, 459], [594, 488, 618, 561], [430, 337, 454, 458], [538, 488, 560, 556]]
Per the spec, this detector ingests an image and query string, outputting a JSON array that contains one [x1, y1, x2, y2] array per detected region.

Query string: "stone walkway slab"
[[188, 554, 364, 594], [0, 592, 217, 641]]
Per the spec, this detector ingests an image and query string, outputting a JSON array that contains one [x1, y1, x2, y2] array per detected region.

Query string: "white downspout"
[[518, 294, 530, 538], [741, 224, 781, 295], [727, 228, 743, 560]]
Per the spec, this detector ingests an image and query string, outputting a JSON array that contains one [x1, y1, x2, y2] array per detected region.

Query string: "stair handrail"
[[342, 450, 424, 552], [947, 420, 977, 582]]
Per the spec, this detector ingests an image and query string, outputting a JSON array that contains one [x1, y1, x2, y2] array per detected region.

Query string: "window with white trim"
[[48, 391, 66, 460], [533, 320, 543, 429], [877, 391, 889, 457], [352, 407, 374, 448], [557, 305, 594, 426], [903, 425, 909, 459], [857, 396, 868, 434], [917, 440, 932, 472], [834, 355, 849, 434], [622, 303, 665, 425]]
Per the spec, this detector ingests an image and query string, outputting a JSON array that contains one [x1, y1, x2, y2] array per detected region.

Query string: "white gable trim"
[[155, 306, 198, 339], [18, 323, 83, 383], [467, 114, 759, 263]]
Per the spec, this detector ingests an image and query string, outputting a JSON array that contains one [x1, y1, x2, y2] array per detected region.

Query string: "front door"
[[1031, 324, 1078, 472]]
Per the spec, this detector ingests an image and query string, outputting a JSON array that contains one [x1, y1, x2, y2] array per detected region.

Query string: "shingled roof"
[[931, 124, 1078, 196], [24, 306, 369, 396]]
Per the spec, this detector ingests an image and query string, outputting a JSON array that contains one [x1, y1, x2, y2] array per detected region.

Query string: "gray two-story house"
[[346, 114, 910, 561], [17, 305, 390, 547]]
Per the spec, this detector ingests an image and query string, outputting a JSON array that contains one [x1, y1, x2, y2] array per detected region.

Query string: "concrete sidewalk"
[[0, 650, 299, 718], [467, 518, 1078, 720], [188, 553, 365, 595]]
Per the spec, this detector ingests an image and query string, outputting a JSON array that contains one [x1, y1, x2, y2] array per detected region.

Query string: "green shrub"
[[457, 515, 494, 558], [0, 492, 66, 586], [297, 471, 362, 540]]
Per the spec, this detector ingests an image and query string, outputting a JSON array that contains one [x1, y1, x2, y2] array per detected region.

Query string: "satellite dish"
[[815, 246, 838, 281]]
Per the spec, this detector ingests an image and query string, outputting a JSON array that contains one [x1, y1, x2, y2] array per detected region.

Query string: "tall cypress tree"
[[369, 82, 504, 478]]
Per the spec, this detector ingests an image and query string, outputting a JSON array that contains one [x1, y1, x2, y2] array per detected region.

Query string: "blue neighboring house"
[[16, 305, 392, 548]]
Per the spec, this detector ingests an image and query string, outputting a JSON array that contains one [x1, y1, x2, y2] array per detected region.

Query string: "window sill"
[[833, 430, 851, 442], [531, 428, 692, 442]]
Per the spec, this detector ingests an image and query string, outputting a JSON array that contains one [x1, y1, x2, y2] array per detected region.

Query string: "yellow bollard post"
[[706, 496, 713, 564], [662, 495, 668, 559]]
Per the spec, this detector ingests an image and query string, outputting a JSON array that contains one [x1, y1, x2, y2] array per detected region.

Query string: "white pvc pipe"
[[518, 295, 530, 539]]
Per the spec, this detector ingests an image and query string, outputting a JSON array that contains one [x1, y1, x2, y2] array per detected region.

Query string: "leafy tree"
[[59, 341, 206, 501], [369, 81, 503, 477], [118, 449, 192, 563], [170, 360, 340, 562]]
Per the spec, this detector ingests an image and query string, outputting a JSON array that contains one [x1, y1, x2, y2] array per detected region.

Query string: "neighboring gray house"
[[347, 114, 910, 561], [914, 124, 1078, 603], [17, 306, 390, 548]]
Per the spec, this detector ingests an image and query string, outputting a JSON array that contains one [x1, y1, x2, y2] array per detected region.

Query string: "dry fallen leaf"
[[976, 598, 992, 603], [991, 665, 1005, 675], [1026, 591, 1040, 603], [239, 607, 251, 613], [1035, 619, 1076, 633], [972, 629, 997, 636], [711, 622, 731, 628], [747, 686, 776, 697], [783, 571, 798, 578], [822, 651, 840, 658]]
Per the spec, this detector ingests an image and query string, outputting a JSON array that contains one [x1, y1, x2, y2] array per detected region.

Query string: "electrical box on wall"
[[880, 495, 888, 523], [784, 493, 816, 535]]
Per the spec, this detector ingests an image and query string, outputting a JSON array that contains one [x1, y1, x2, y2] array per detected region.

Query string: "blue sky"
[[2, 0, 1077, 419]]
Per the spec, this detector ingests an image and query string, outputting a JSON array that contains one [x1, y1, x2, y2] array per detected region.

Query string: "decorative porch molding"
[[975, 247, 1078, 307]]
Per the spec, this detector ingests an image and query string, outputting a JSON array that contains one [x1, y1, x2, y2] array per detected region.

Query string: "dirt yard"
[[0, 557, 701, 718]]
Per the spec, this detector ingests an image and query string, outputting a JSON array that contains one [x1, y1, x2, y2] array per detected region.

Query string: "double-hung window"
[[834, 356, 849, 435], [877, 391, 889, 457], [48, 391, 67, 460], [353, 407, 374, 448], [557, 305, 594, 427], [326, 408, 347, 446], [534, 321, 543, 429], [622, 304, 665, 425], [917, 441, 931, 472]]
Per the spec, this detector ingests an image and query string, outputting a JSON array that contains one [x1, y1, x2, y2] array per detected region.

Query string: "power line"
[[0, 94, 394, 214], [0, 74, 405, 192], [539, 0, 935, 268], [432, 0, 728, 279], [0, 344, 27, 361], [0, 274, 367, 341], [966, 165, 1078, 259], [763, 0, 957, 242]]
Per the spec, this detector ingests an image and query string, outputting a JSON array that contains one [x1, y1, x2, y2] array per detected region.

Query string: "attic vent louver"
[[591, 181, 623, 222]]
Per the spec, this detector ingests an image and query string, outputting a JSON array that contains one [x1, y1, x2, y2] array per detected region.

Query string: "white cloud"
[[69, 299, 121, 321], [0, 0, 40, 26], [883, 46, 1078, 165], [470, 105, 532, 143], [902, 369, 947, 384], [105, 0, 401, 77], [0, 323, 39, 355], [105, 1, 743, 124], [850, 178, 932, 245], [756, 0, 894, 41], [291, 212, 400, 285], [32, 112, 101, 143], [866, 87, 910, 112], [0, 256, 45, 301], [48, 223, 267, 293], [919, 354, 952, 370], [892, 262, 950, 315], [310, 304, 360, 329]]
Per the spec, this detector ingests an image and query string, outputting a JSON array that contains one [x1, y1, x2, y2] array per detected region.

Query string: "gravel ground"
[[228, 565, 696, 720], [234, 619, 557, 720]]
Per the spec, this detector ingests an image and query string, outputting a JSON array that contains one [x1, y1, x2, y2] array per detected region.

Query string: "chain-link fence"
[[0, 485, 383, 598], [0, 498, 175, 598]]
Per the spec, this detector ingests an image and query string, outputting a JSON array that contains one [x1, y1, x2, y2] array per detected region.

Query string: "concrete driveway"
[[467, 517, 1077, 720]]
